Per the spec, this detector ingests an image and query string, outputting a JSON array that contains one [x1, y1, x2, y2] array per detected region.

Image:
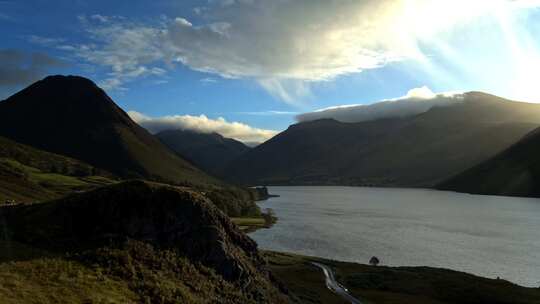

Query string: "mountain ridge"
[[224, 92, 540, 187], [156, 128, 250, 175], [0, 75, 217, 187]]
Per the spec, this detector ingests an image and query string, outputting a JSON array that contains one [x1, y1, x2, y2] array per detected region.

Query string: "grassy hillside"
[[0, 136, 115, 203], [225, 92, 540, 187], [0, 135, 264, 218], [0, 181, 291, 303], [439, 127, 540, 197], [265, 251, 540, 304]]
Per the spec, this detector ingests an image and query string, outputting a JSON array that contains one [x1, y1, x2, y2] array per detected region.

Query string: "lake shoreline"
[[264, 250, 540, 303], [251, 186, 540, 288]]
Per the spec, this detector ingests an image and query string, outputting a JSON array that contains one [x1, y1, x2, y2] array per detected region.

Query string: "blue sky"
[[2, 0, 540, 143]]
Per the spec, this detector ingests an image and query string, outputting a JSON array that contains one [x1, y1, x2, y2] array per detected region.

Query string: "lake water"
[[250, 186, 540, 287]]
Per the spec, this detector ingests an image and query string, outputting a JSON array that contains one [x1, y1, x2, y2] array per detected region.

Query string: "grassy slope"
[[265, 251, 540, 304], [0, 133, 263, 217], [0, 245, 137, 304], [0, 181, 291, 303], [0, 241, 277, 304], [0, 136, 116, 203]]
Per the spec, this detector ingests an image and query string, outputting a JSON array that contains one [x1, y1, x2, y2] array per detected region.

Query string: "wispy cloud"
[[128, 111, 278, 144], [296, 86, 464, 123], [200, 77, 217, 84], [29, 1, 540, 103], [27, 35, 65, 46]]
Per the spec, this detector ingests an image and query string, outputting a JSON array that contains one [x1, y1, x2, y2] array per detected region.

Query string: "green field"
[[264, 251, 540, 304], [0, 157, 115, 204]]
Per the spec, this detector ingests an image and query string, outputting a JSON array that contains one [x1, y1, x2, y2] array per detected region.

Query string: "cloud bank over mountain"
[[296, 87, 464, 123], [128, 111, 277, 144]]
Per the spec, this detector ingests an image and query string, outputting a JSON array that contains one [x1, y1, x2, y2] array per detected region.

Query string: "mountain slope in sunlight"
[[0, 75, 217, 187], [439, 126, 540, 198], [225, 92, 540, 187]]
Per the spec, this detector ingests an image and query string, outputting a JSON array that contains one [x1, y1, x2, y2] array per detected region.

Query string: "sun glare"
[[388, 0, 540, 102]]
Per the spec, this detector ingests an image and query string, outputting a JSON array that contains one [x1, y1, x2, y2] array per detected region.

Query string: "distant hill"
[[157, 129, 250, 175], [0, 135, 115, 203], [0, 181, 290, 303], [0, 75, 216, 187], [439, 127, 540, 198], [225, 92, 540, 187]]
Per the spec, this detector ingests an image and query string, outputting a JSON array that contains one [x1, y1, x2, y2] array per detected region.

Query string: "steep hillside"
[[0, 181, 290, 303], [439, 127, 540, 197], [0, 75, 216, 187], [157, 129, 250, 175], [226, 92, 540, 187]]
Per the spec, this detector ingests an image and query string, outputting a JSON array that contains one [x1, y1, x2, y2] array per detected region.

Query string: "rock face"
[[0, 75, 215, 186], [1, 181, 291, 303], [6, 181, 261, 280]]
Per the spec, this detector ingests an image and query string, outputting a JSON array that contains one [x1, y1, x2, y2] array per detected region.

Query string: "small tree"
[[369, 256, 380, 266]]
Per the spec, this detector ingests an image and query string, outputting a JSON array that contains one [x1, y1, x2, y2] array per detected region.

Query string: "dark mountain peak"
[[2, 75, 130, 125], [42, 74, 98, 86], [10, 75, 105, 101], [0, 75, 214, 185]]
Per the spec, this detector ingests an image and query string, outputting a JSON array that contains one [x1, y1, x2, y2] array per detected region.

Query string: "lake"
[[250, 186, 540, 287]]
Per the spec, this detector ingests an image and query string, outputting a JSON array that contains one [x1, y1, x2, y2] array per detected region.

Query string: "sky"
[[2, 0, 540, 143]]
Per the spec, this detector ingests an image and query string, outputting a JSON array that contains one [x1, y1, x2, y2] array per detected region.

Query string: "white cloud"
[[44, 1, 540, 101], [200, 77, 217, 83], [509, 0, 540, 8], [296, 87, 465, 123], [128, 111, 278, 144]]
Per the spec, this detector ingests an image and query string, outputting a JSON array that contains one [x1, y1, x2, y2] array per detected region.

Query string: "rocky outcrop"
[[4, 181, 282, 287]]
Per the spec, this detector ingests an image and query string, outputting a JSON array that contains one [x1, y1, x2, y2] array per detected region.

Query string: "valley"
[[1, 75, 540, 303]]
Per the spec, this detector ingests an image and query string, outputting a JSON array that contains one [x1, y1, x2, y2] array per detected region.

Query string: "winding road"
[[311, 262, 363, 304]]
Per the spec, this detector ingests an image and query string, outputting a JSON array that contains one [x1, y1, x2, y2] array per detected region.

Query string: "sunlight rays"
[[390, 0, 540, 102]]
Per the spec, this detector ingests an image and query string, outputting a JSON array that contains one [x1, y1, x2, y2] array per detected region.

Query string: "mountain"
[[0, 135, 115, 203], [439, 126, 540, 197], [0, 181, 290, 303], [225, 92, 540, 187], [0, 75, 216, 187], [156, 129, 250, 175]]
